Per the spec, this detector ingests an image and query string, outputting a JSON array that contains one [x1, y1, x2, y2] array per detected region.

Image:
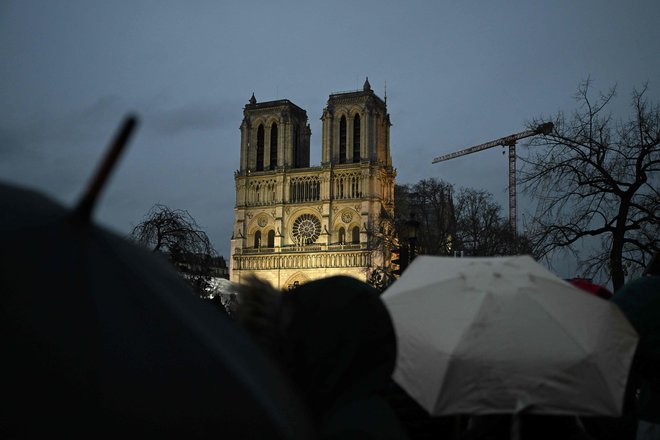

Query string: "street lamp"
[[406, 212, 420, 263]]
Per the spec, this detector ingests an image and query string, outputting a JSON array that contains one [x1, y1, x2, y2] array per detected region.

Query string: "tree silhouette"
[[130, 204, 218, 296], [521, 80, 660, 290]]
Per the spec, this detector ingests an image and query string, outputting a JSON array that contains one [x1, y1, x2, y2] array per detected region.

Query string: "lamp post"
[[406, 212, 420, 264]]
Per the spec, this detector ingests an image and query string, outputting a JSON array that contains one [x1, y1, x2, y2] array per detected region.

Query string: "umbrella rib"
[[74, 115, 138, 222]]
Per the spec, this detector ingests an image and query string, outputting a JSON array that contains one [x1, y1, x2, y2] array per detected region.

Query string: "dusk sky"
[[2, 1, 659, 278]]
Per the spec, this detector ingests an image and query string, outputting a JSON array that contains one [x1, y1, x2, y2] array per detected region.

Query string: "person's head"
[[234, 276, 292, 362], [283, 276, 397, 416], [234, 275, 397, 417], [643, 252, 660, 276]]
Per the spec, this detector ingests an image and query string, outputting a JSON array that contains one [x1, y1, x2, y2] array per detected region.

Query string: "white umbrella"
[[382, 255, 638, 417]]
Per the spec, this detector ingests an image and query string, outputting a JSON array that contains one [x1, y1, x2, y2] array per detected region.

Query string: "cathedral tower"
[[230, 81, 395, 290], [239, 95, 311, 173], [321, 78, 392, 167]]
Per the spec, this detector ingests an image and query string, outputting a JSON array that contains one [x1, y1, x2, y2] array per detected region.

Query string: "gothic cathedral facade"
[[230, 79, 395, 289]]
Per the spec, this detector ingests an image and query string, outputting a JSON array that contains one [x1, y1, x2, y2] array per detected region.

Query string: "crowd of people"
[[233, 253, 660, 440]]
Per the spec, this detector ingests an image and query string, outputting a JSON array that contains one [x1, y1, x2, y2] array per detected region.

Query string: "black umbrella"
[[0, 116, 314, 439]]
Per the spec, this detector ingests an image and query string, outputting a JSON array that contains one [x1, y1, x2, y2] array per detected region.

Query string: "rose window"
[[291, 214, 321, 245]]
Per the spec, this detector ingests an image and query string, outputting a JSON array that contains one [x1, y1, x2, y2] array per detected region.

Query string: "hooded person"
[[612, 273, 660, 440], [236, 275, 409, 440]]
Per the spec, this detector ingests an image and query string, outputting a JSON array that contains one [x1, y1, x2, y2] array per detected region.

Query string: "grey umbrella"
[[0, 117, 314, 439]]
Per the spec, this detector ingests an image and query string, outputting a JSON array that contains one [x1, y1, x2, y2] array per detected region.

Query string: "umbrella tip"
[[73, 114, 139, 223]]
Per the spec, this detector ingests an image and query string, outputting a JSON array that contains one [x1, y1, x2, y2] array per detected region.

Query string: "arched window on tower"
[[269, 122, 278, 170], [254, 230, 261, 248], [338, 227, 345, 245], [352, 226, 360, 244], [353, 114, 361, 162], [267, 230, 275, 248], [293, 125, 299, 168], [339, 115, 346, 164], [256, 124, 264, 171]]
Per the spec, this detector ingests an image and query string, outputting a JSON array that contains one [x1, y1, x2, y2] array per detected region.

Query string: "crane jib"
[[431, 126, 550, 164], [429, 122, 553, 234]]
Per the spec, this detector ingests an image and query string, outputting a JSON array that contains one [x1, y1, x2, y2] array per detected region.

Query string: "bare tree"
[[398, 178, 456, 256], [454, 188, 533, 257], [521, 80, 660, 290], [368, 178, 534, 291], [366, 206, 397, 292], [130, 204, 219, 296], [391, 179, 531, 259]]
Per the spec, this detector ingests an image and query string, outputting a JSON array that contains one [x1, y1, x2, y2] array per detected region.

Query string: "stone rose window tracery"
[[291, 213, 321, 245]]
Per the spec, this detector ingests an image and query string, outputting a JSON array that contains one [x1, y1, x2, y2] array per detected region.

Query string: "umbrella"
[[0, 116, 314, 438], [382, 255, 638, 417], [567, 278, 613, 300]]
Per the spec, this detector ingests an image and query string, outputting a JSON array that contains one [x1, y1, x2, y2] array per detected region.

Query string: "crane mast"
[[432, 122, 553, 234]]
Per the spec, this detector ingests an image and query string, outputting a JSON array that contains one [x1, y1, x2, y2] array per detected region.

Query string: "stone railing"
[[327, 243, 365, 251], [236, 243, 370, 255], [241, 247, 276, 254], [233, 250, 371, 271]]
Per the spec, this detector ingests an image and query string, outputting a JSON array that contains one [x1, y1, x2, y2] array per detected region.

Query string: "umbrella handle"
[[74, 115, 138, 222]]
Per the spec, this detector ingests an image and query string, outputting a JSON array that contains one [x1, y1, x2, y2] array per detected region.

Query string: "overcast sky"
[[1, 1, 659, 277]]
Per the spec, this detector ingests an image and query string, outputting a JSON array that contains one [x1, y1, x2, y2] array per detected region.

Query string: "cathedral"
[[230, 79, 395, 290]]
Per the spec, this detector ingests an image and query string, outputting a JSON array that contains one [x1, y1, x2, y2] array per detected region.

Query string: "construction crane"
[[432, 122, 553, 234]]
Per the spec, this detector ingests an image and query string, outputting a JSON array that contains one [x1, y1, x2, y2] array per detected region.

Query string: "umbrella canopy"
[[0, 182, 314, 439], [567, 278, 613, 300], [382, 255, 638, 417]]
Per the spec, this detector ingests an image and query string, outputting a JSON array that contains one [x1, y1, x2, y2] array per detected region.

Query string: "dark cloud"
[[148, 101, 241, 136], [0, 95, 126, 152]]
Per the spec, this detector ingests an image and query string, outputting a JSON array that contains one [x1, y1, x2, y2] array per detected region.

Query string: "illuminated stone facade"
[[230, 79, 395, 289]]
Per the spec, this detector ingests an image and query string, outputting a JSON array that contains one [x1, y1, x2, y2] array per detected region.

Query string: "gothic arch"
[[348, 107, 363, 118], [247, 212, 273, 234], [338, 114, 347, 164], [352, 113, 361, 162], [351, 224, 360, 244], [283, 272, 309, 290], [255, 124, 265, 171], [251, 116, 267, 127], [337, 226, 346, 244], [265, 116, 280, 127], [334, 109, 350, 120]]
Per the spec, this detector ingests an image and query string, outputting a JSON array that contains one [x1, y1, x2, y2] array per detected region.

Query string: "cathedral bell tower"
[[321, 78, 392, 167], [239, 95, 311, 173]]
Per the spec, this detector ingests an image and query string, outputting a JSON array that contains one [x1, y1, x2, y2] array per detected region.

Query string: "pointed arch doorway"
[[284, 272, 311, 291]]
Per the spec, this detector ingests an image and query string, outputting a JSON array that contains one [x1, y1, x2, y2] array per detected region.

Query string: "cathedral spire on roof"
[[249, 92, 257, 105], [363, 77, 371, 92]]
